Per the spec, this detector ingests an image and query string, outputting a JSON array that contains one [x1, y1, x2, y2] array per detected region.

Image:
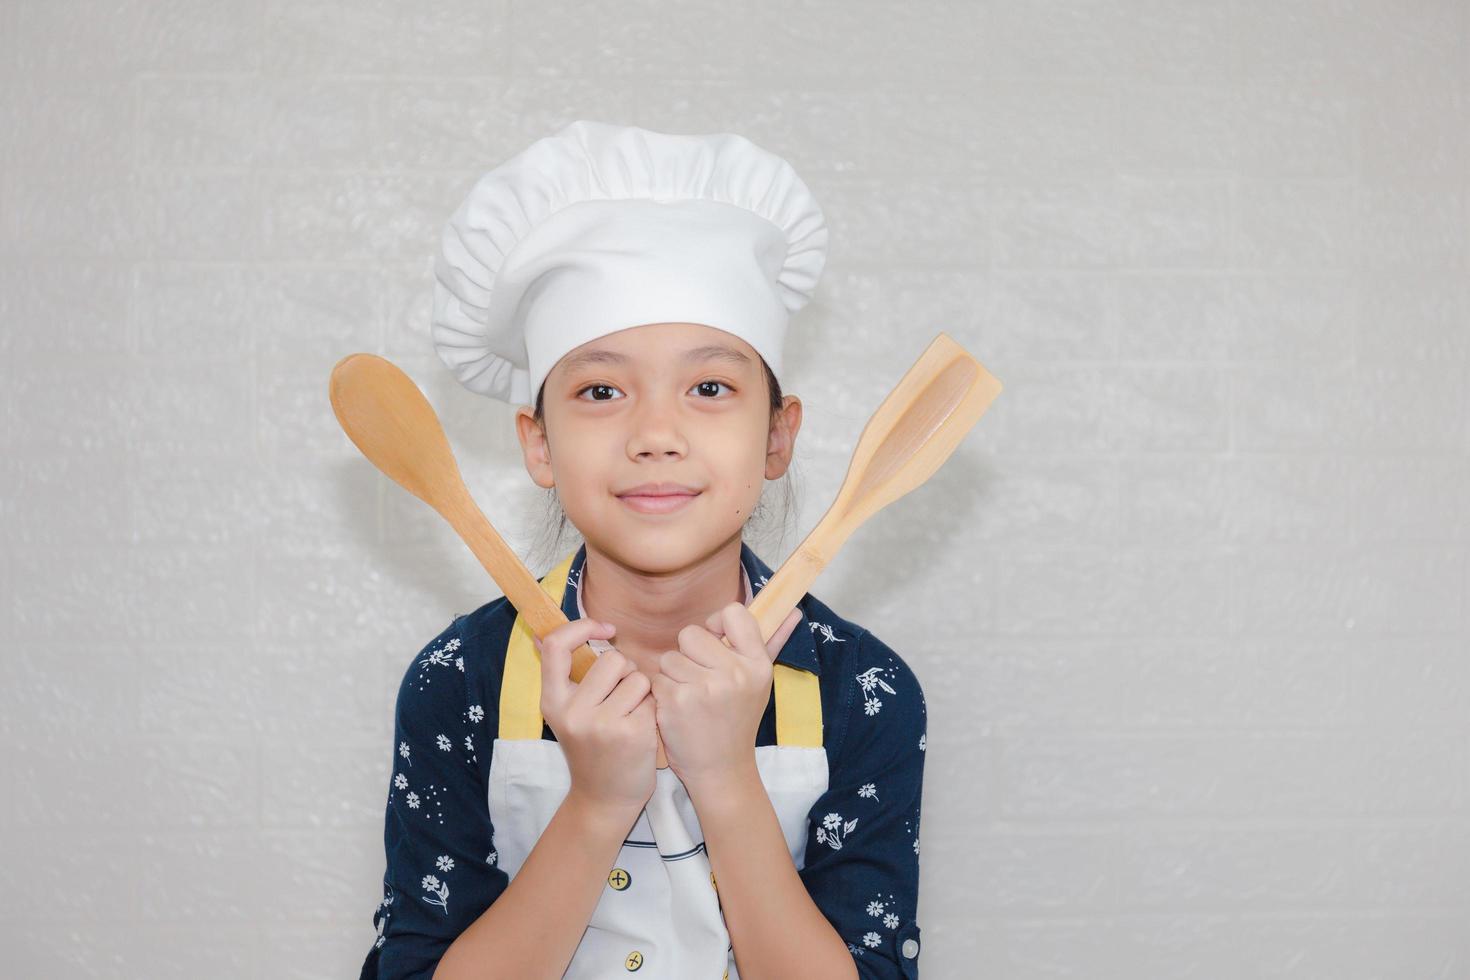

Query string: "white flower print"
[[455, 655, 464, 672], [919, 732, 926, 751], [374, 881, 396, 948], [406, 792, 421, 809], [486, 850, 498, 865], [863, 931, 881, 948], [816, 812, 859, 851], [809, 619, 847, 645], [436, 734, 452, 752], [393, 773, 408, 790], [422, 650, 453, 667], [913, 835, 920, 856], [436, 854, 455, 872], [866, 892, 903, 934], [413, 632, 464, 690], [856, 666, 897, 716], [857, 782, 879, 802], [399, 741, 412, 766], [464, 735, 474, 752], [467, 704, 485, 723], [421, 874, 449, 914]]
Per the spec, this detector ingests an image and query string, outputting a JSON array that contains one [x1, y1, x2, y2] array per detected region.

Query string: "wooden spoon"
[[325, 354, 674, 763]]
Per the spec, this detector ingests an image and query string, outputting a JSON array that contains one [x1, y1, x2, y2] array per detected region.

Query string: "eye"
[[691, 380, 735, 398], [574, 383, 624, 402], [573, 380, 735, 401]]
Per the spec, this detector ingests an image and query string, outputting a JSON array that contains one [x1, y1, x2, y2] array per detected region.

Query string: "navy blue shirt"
[[361, 541, 927, 979]]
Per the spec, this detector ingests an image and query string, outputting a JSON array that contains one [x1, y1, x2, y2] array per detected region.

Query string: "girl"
[[362, 121, 927, 980]]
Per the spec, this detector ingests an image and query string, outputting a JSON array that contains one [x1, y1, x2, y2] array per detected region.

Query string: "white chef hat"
[[430, 119, 828, 406]]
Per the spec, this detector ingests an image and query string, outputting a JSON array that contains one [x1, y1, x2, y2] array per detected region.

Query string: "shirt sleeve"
[[360, 616, 510, 980], [798, 629, 927, 980]]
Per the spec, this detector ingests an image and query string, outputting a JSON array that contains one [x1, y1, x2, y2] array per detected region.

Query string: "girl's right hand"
[[536, 617, 658, 817]]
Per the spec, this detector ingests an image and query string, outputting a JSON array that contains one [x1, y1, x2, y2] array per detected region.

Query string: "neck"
[[580, 536, 747, 659]]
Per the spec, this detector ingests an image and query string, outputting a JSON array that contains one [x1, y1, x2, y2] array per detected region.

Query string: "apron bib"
[[488, 551, 829, 978]]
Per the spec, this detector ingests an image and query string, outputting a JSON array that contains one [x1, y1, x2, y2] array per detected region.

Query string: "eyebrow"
[[558, 343, 753, 374]]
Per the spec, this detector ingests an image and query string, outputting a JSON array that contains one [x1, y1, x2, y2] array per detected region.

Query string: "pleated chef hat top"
[[430, 119, 829, 406]]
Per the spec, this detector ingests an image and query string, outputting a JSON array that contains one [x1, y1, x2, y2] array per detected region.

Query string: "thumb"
[[533, 631, 568, 707], [539, 618, 617, 705]]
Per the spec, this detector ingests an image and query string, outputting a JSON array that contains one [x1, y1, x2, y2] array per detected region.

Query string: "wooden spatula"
[[743, 331, 1002, 640]]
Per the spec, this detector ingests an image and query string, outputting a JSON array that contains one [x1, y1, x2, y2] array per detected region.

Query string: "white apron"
[[487, 551, 829, 978]]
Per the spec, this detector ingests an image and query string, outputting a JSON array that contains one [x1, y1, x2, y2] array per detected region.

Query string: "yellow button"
[[624, 950, 644, 971], [607, 868, 631, 891]]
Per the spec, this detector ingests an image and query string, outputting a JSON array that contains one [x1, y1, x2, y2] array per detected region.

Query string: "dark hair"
[[525, 357, 799, 569]]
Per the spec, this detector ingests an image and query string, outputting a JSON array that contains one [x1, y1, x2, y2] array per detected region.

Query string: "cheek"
[[545, 435, 605, 492], [723, 445, 772, 502]]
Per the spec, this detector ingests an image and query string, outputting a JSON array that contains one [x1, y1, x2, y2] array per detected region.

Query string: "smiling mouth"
[[617, 492, 700, 514]]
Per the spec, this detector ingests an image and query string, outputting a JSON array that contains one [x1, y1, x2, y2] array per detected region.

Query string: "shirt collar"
[[557, 541, 819, 676]]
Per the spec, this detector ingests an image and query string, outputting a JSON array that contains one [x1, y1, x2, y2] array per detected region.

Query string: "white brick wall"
[[2, 1, 1467, 976]]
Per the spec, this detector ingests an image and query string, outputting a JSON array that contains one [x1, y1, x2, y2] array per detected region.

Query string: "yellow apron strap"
[[498, 551, 576, 740], [500, 550, 822, 747], [774, 661, 822, 748]]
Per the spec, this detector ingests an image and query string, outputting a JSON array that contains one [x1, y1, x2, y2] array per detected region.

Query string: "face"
[[515, 322, 802, 574]]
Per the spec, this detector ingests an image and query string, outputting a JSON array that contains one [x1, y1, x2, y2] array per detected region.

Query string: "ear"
[[765, 394, 803, 480], [515, 406, 556, 490]]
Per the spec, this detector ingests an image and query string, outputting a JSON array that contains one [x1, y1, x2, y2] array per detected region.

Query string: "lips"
[[615, 482, 702, 497], [616, 482, 701, 515]]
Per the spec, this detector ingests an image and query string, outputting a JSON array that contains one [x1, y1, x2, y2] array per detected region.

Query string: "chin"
[[593, 522, 739, 572]]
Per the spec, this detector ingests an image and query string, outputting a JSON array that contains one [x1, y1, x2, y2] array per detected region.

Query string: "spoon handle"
[[438, 491, 599, 672], [438, 490, 672, 768]]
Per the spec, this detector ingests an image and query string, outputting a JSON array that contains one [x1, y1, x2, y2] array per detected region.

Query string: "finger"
[[631, 689, 655, 716], [600, 665, 652, 716], [678, 622, 730, 670], [573, 641, 634, 707], [541, 618, 616, 705], [704, 608, 725, 636], [631, 690, 657, 727], [657, 648, 701, 683], [649, 670, 677, 704], [718, 601, 765, 660], [535, 627, 573, 706], [765, 608, 803, 662]]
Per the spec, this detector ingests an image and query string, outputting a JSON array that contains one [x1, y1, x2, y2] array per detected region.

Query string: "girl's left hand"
[[650, 603, 803, 794]]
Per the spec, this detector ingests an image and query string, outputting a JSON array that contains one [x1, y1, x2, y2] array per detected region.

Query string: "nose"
[[626, 391, 688, 461]]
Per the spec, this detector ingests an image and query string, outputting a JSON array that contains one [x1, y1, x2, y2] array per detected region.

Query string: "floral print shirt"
[[361, 540, 927, 979]]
